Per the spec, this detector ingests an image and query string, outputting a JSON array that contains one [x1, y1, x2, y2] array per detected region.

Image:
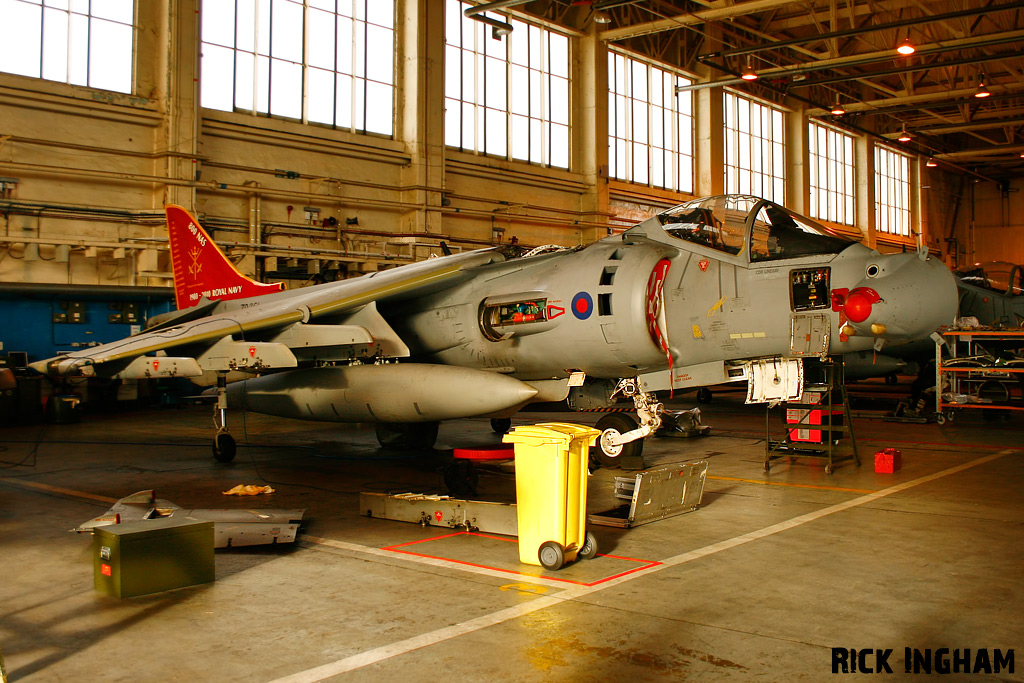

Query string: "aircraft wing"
[[31, 248, 503, 379]]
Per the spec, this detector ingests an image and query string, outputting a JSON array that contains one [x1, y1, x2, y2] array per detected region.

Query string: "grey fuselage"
[[382, 216, 957, 392]]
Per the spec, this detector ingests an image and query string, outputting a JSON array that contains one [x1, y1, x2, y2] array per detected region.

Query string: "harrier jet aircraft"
[[32, 196, 958, 467]]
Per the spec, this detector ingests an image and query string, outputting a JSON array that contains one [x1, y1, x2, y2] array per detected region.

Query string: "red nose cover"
[[844, 287, 881, 323]]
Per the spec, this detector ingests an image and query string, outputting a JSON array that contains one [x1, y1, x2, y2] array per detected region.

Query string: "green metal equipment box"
[[93, 518, 215, 598]]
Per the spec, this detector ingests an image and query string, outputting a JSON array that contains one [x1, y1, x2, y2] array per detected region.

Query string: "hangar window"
[[808, 122, 855, 226], [0, 0, 134, 93], [874, 145, 911, 237], [444, 0, 570, 169], [724, 92, 786, 203], [200, 0, 395, 136], [608, 50, 694, 194]]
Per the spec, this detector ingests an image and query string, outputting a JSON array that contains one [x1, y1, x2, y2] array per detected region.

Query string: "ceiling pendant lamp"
[[898, 125, 912, 142], [741, 62, 758, 81], [897, 37, 915, 56], [830, 100, 846, 116], [975, 74, 991, 98], [926, 158, 938, 167]]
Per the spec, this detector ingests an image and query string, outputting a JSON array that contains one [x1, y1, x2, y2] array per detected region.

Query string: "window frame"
[[607, 48, 694, 194], [723, 90, 787, 203], [199, 0, 396, 137], [0, 0, 135, 94], [444, 0, 571, 169], [874, 144, 912, 237], [808, 121, 856, 227]]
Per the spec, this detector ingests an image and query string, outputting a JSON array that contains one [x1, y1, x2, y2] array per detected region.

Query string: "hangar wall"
[[0, 0, 985, 301], [959, 181, 1024, 267]]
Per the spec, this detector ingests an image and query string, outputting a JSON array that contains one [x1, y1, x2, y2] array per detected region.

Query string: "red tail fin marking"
[[165, 205, 284, 309]]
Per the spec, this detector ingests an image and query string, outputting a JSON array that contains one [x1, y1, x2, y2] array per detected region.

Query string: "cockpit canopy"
[[955, 261, 1024, 296], [656, 195, 856, 262]]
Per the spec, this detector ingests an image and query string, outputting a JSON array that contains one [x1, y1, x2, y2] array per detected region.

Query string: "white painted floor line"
[[267, 449, 1015, 683], [301, 535, 573, 589]]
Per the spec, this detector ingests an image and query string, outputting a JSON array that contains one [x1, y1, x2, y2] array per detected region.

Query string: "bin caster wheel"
[[579, 532, 598, 561], [538, 541, 565, 571], [825, 465, 834, 475], [213, 433, 236, 463], [935, 414, 946, 425]]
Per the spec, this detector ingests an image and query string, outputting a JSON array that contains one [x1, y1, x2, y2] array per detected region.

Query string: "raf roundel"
[[571, 292, 594, 320]]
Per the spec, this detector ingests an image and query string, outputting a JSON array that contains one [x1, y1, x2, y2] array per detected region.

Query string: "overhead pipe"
[[681, 34, 1024, 92], [786, 50, 1024, 90], [700, 1, 1024, 61], [698, 56, 999, 184], [599, 0, 807, 42]]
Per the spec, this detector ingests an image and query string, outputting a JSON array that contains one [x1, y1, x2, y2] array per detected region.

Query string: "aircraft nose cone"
[[846, 253, 958, 340]]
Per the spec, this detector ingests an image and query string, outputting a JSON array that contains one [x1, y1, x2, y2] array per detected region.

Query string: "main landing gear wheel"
[[375, 422, 440, 450], [538, 541, 565, 571], [579, 531, 599, 560], [696, 387, 713, 404], [443, 460, 479, 498], [595, 413, 643, 469], [490, 417, 512, 435], [213, 432, 236, 463]]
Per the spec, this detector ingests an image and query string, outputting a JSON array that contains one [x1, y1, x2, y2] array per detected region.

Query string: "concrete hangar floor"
[[1, 382, 1022, 682]]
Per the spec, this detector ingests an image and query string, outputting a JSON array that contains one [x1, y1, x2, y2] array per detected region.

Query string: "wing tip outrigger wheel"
[[213, 431, 236, 463], [212, 371, 236, 463]]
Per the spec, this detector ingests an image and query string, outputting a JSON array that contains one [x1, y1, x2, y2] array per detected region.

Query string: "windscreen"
[[955, 262, 1024, 295], [657, 196, 755, 256], [749, 202, 855, 262]]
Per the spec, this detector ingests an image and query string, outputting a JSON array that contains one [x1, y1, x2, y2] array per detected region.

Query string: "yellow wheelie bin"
[[503, 422, 601, 570]]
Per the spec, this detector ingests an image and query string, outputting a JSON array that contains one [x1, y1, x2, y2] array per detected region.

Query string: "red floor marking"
[[382, 531, 661, 587], [858, 438, 1015, 451]]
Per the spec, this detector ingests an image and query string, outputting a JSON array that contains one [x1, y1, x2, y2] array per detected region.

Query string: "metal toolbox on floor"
[[588, 460, 709, 528], [93, 517, 215, 598]]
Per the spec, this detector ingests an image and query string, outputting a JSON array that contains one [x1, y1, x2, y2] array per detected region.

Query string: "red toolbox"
[[874, 448, 902, 473]]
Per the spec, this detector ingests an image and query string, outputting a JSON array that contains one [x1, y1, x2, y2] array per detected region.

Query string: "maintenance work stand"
[[764, 359, 860, 475]]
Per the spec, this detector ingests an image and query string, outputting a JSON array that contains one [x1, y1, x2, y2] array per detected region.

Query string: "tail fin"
[[166, 205, 284, 309]]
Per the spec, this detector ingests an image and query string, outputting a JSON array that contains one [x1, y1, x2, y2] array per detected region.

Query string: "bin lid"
[[502, 422, 600, 447]]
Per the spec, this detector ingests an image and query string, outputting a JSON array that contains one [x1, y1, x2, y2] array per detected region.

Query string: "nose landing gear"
[[593, 378, 662, 470]]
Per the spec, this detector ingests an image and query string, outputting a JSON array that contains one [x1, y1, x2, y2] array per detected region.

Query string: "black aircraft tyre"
[[490, 417, 512, 434], [213, 433, 236, 463], [595, 413, 643, 468], [375, 422, 440, 450], [443, 460, 479, 498]]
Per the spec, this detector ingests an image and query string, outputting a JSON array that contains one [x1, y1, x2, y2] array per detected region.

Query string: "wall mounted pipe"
[[462, 0, 530, 36]]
